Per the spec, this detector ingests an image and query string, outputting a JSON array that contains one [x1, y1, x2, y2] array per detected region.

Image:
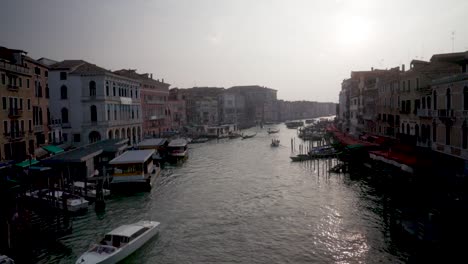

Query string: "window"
[[464, 86, 468, 110], [19, 99, 22, 109], [60, 72, 67, 80], [113, 86, 116, 96], [21, 120, 24, 132], [45, 71, 48, 77], [416, 78, 419, 89], [446, 88, 451, 110], [2, 97, 6, 110], [106, 85, 109, 96], [433, 91, 437, 110], [3, 121, 7, 134], [1, 74, 5, 85], [61, 108, 69, 123], [73, 134, 81, 143], [27, 79, 29, 88], [89, 81, 96, 96], [61, 85, 68, 99], [407, 80, 411, 91], [28, 120, 31, 132], [27, 99, 31, 110], [19, 78, 22, 87], [34, 67, 41, 75], [427, 96, 431, 109], [90, 105, 97, 122], [463, 122, 468, 149]]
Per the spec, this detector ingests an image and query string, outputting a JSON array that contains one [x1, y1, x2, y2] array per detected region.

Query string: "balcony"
[[3, 131, 25, 141], [7, 84, 19, 91], [437, 109, 455, 122], [34, 125, 44, 133], [417, 109, 432, 118], [0, 61, 30, 75], [8, 108, 23, 118]]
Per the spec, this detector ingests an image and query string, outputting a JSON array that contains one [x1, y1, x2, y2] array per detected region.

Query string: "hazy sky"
[[1, 0, 468, 102]]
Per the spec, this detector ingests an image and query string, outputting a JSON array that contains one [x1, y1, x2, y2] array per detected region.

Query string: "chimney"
[[402, 64, 405, 72], [162, 78, 164, 83], [150, 73, 153, 79], [371, 67, 374, 71]]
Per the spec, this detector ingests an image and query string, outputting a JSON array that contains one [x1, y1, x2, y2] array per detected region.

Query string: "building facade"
[[48, 60, 143, 146], [168, 88, 187, 131]]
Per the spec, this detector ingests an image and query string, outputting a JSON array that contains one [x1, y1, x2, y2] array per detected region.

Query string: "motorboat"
[[25, 189, 89, 213], [271, 139, 280, 147], [191, 137, 209, 144], [76, 220, 160, 264], [72, 181, 111, 200], [267, 129, 279, 134], [241, 133, 257, 139], [0, 255, 14, 264], [228, 132, 242, 139]]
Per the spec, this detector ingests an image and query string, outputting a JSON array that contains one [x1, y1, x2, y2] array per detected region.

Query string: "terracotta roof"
[[50, 60, 86, 70], [70, 62, 110, 74]]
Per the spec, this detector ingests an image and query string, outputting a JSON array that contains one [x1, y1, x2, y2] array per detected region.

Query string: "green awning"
[[15, 159, 39, 168], [42, 145, 65, 154]]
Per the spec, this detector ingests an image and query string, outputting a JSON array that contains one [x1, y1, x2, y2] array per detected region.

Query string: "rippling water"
[[36, 124, 409, 263]]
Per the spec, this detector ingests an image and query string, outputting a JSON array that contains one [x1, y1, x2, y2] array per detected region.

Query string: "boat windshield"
[[90, 245, 116, 254]]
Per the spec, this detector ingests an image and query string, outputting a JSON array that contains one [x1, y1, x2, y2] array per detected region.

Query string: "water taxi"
[[271, 139, 280, 147], [76, 220, 160, 264], [167, 139, 188, 163], [109, 150, 160, 190]]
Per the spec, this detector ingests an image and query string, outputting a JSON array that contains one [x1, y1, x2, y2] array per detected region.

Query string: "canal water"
[[36, 123, 412, 263]]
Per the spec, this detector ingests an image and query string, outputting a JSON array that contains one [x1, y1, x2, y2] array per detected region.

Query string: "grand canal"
[[36, 123, 413, 263]]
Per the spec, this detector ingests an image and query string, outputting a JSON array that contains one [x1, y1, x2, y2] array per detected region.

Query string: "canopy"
[[15, 159, 39, 168], [42, 145, 65, 154]]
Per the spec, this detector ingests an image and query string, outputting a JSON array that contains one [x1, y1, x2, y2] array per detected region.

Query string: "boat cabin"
[[100, 224, 150, 248], [167, 139, 188, 157], [109, 150, 155, 184], [136, 138, 168, 162]]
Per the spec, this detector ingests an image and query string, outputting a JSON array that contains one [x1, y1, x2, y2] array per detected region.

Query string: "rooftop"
[[168, 139, 188, 147], [137, 138, 168, 148], [109, 149, 155, 165]]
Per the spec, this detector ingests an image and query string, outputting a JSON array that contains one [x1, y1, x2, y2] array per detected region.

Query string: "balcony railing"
[[3, 131, 25, 140], [7, 84, 19, 91], [8, 108, 23, 118], [437, 109, 455, 120], [417, 109, 432, 118], [0, 61, 30, 74], [34, 125, 44, 133]]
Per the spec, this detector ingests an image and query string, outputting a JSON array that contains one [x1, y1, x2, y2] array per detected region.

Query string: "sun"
[[336, 16, 372, 47]]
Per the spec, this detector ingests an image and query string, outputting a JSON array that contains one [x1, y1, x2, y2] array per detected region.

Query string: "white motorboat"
[[72, 182, 111, 200], [0, 255, 15, 264], [25, 189, 89, 213], [76, 220, 160, 264]]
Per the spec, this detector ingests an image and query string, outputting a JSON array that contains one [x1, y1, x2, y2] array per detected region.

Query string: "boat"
[[305, 119, 314, 124], [271, 139, 280, 147], [71, 181, 111, 200], [228, 132, 242, 139], [267, 129, 279, 134], [167, 138, 189, 163], [285, 121, 303, 129], [137, 138, 169, 163], [0, 255, 15, 264], [190, 137, 209, 144], [290, 154, 312, 162], [241, 133, 257, 139], [109, 150, 160, 191], [25, 189, 89, 213], [76, 220, 160, 264]]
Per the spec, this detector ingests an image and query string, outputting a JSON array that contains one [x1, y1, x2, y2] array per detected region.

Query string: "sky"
[[1, 0, 468, 103]]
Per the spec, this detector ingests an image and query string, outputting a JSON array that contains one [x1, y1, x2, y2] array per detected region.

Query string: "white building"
[[48, 60, 142, 146]]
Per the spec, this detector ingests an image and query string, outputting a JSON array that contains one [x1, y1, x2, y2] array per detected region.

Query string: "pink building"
[[168, 88, 186, 131], [114, 70, 170, 137]]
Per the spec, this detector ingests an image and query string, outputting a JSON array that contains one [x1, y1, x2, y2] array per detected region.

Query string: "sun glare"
[[336, 16, 372, 47]]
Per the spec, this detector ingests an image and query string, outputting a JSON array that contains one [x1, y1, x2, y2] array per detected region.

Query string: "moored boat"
[[190, 137, 209, 144], [285, 121, 303, 129], [71, 181, 111, 200], [167, 139, 189, 163], [271, 139, 280, 147], [76, 220, 160, 264], [25, 189, 89, 213], [228, 132, 242, 139], [267, 129, 279, 134], [241, 133, 257, 139]]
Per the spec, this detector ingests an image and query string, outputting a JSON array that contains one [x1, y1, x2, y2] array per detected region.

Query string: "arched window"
[[422, 97, 426, 109], [463, 121, 468, 149], [61, 85, 68, 99], [401, 123, 405, 134], [446, 88, 451, 110], [427, 96, 431, 110], [433, 91, 437, 110], [415, 124, 419, 139], [88, 131, 101, 143], [90, 105, 97, 122], [432, 122, 437, 142], [407, 124, 410, 135], [61, 108, 69, 123], [89, 81, 96, 97], [464, 87, 468, 110]]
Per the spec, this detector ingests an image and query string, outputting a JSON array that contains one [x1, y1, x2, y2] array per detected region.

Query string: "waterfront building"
[[114, 69, 170, 137], [218, 91, 246, 126], [48, 60, 143, 146], [0, 47, 36, 161], [374, 67, 401, 138], [168, 88, 187, 131], [179, 87, 224, 126], [227, 85, 278, 125]]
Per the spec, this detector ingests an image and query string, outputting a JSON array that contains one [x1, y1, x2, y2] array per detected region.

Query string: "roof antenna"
[[451, 31, 455, 52]]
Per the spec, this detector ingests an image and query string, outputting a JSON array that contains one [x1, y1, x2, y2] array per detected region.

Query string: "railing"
[[3, 131, 25, 140], [0, 61, 30, 74], [8, 108, 23, 118], [437, 109, 455, 119], [34, 125, 43, 132], [7, 84, 19, 91], [417, 109, 432, 118]]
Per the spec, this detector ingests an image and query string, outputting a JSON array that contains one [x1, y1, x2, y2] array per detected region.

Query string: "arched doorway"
[[121, 128, 126, 139], [89, 131, 101, 143], [115, 129, 120, 139], [108, 130, 113, 139], [132, 127, 136, 144]]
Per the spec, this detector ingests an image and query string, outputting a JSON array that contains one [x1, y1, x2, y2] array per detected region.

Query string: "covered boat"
[[167, 139, 189, 163], [76, 221, 160, 264], [25, 189, 89, 213]]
